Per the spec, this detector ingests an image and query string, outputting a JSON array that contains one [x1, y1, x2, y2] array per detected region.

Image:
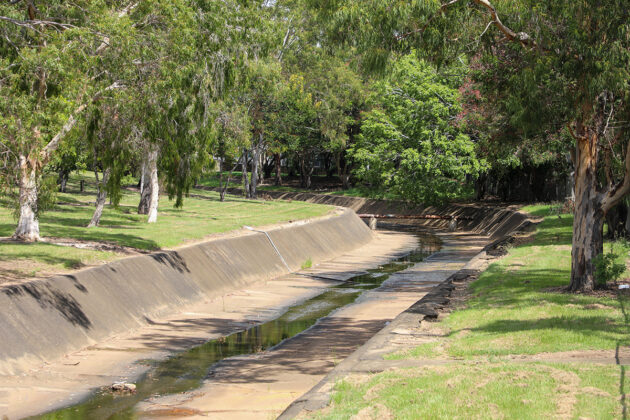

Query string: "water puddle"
[[33, 233, 439, 419]]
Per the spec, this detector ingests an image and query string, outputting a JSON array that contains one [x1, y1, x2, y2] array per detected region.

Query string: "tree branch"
[[39, 82, 123, 164], [0, 15, 76, 31], [95, 2, 138, 54], [471, 0, 536, 47], [395, 0, 461, 41], [603, 140, 630, 213], [395, 0, 538, 49]]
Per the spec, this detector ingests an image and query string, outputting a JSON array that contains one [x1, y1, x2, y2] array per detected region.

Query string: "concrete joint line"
[[244, 225, 292, 273]]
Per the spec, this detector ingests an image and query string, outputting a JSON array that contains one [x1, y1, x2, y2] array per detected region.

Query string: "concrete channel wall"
[[0, 209, 373, 374], [215, 188, 531, 239]]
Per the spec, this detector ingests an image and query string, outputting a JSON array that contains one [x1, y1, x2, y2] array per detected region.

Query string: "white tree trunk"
[[147, 147, 159, 223], [87, 168, 110, 228], [138, 149, 151, 214], [14, 156, 40, 241], [250, 136, 261, 200]]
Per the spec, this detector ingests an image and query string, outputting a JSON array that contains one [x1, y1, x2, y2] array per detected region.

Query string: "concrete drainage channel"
[[32, 240, 438, 419], [0, 199, 531, 418]]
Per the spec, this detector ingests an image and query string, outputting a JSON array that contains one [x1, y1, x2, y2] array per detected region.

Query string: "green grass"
[[0, 171, 331, 278], [196, 172, 397, 199], [315, 203, 630, 419], [387, 204, 630, 358], [301, 257, 313, 270], [317, 362, 626, 420]]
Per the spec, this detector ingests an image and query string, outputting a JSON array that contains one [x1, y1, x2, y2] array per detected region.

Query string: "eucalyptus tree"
[[84, 92, 137, 228], [213, 101, 251, 201], [238, 59, 282, 199], [311, 0, 630, 292], [0, 1, 133, 240]]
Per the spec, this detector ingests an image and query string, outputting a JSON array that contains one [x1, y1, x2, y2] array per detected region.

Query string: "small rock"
[[111, 382, 136, 393]]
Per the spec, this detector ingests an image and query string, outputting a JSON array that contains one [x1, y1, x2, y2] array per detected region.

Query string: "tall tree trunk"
[[250, 134, 262, 199], [274, 153, 282, 186], [299, 155, 307, 188], [257, 147, 264, 186], [146, 147, 159, 223], [14, 156, 40, 241], [341, 160, 350, 190], [241, 149, 250, 198], [88, 167, 111, 228], [338, 151, 350, 189], [569, 132, 604, 292], [58, 168, 69, 193], [307, 165, 314, 189], [219, 160, 239, 202], [138, 146, 151, 215], [263, 155, 274, 179]]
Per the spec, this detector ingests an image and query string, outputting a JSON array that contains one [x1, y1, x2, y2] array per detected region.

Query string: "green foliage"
[[301, 257, 313, 269], [0, 172, 331, 277], [349, 55, 483, 204], [594, 244, 626, 288]]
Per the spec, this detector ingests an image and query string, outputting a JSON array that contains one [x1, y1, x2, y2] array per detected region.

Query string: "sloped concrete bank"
[[0, 209, 372, 375], [209, 187, 531, 238]]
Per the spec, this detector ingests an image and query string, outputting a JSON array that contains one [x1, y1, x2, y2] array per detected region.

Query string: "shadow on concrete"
[[150, 251, 190, 274], [2, 282, 92, 329], [206, 317, 388, 384]]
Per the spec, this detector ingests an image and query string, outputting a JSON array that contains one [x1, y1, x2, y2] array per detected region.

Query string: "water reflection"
[[34, 235, 439, 420]]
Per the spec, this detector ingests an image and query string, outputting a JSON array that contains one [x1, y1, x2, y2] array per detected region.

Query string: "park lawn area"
[[313, 204, 630, 419], [0, 172, 332, 280], [197, 171, 400, 198]]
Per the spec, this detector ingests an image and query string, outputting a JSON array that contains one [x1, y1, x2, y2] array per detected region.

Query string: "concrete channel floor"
[[133, 231, 488, 420], [0, 229, 423, 419]]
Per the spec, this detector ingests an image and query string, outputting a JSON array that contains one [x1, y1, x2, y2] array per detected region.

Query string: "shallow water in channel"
[[34, 230, 439, 419]]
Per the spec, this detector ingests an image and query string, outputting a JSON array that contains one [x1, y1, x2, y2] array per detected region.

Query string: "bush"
[[594, 244, 625, 288]]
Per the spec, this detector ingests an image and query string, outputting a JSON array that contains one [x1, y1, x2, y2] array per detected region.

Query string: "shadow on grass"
[[468, 315, 627, 337], [617, 294, 630, 419], [0, 243, 87, 269]]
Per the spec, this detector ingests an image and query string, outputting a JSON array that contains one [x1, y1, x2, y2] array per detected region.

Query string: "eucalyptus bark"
[[14, 156, 40, 241], [250, 134, 262, 199], [138, 145, 159, 223], [299, 155, 313, 189], [138, 155, 150, 214], [241, 149, 251, 198], [274, 153, 282, 186], [87, 167, 111, 228], [569, 109, 630, 291], [219, 160, 239, 202], [337, 151, 350, 189], [58, 169, 69, 193], [146, 149, 159, 223], [569, 131, 604, 292]]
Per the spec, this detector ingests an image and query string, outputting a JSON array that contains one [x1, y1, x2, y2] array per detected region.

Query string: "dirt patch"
[[487, 403, 504, 419], [543, 366, 581, 419], [345, 374, 372, 386], [543, 284, 630, 299], [584, 303, 616, 310], [580, 386, 611, 397], [363, 382, 389, 401], [0, 262, 67, 285], [351, 403, 393, 420], [39, 237, 150, 255]]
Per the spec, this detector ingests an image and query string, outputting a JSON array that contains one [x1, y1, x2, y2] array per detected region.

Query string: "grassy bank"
[[196, 172, 397, 199], [311, 204, 630, 419], [0, 172, 331, 281]]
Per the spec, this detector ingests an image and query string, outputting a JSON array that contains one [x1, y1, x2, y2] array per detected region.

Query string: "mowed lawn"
[[312, 204, 630, 420], [0, 172, 331, 279]]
